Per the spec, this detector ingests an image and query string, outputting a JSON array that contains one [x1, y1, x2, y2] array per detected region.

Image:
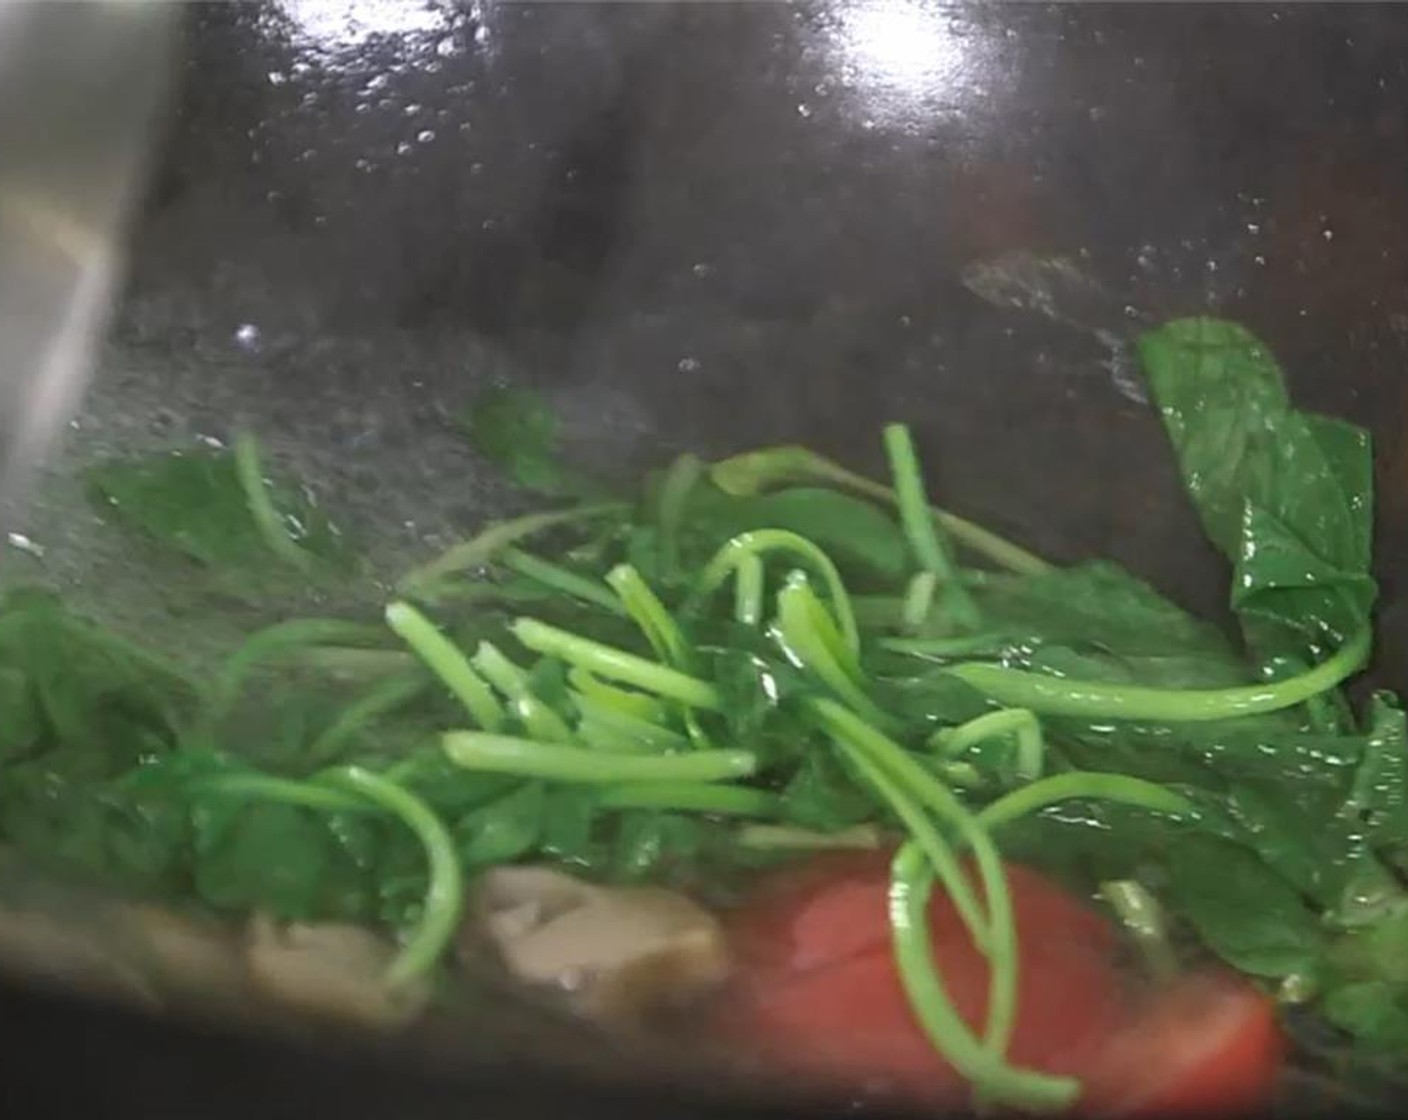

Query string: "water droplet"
[[1246, 222, 1261, 234], [396, 141, 413, 155], [474, 24, 490, 45], [416, 129, 436, 143], [469, 160, 484, 175], [797, 102, 813, 118], [233, 323, 262, 352], [267, 70, 287, 86], [677, 357, 702, 373], [1323, 228, 1334, 241], [436, 37, 457, 58], [6, 532, 43, 558], [1254, 254, 1266, 266], [898, 314, 912, 327], [403, 103, 423, 116], [691, 262, 713, 279]]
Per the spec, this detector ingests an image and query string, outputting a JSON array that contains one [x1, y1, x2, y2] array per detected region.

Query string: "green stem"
[[775, 573, 891, 728], [807, 700, 991, 953], [567, 667, 666, 722], [320, 766, 462, 987], [947, 628, 1370, 722], [213, 618, 389, 717], [499, 548, 625, 615], [1100, 879, 1177, 981], [472, 641, 574, 743], [733, 553, 765, 626], [512, 618, 721, 710], [397, 502, 626, 595], [976, 771, 1193, 831], [737, 823, 884, 850], [709, 444, 1050, 576], [443, 731, 755, 784], [596, 782, 780, 817], [606, 563, 689, 666], [656, 452, 704, 579], [232, 431, 314, 573], [901, 571, 939, 633], [196, 773, 371, 814], [883, 424, 979, 629], [692, 529, 860, 653], [930, 709, 1045, 783], [879, 632, 1023, 659], [385, 602, 504, 730], [306, 673, 429, 765], [890, 843, 1080, 1111]]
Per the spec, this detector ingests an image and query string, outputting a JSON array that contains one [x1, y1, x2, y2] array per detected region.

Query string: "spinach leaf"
[[1348, 693, 1408, 848], [191, 796, 368, 921], [1137, 318, 1376, 659], [973, 561, 1236, 661], [455, 781, 546, 868], [1322, 980, 1408, 1052], [87, 446, 352, 590], [1165, 832, 1326, 978], [463, 385, 562, 493], [726, 488, 908, 582]]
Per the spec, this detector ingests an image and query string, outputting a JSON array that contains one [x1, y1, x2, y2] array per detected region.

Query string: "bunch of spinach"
[[3, 320, 1408, 1102]]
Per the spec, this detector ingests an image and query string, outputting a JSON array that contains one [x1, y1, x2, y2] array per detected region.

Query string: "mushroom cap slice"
[[469, 866, 731, 1024]]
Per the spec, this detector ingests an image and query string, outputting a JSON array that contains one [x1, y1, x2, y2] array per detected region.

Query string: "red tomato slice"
[[717, 851, 1283, 1116], [1077, 974, 1284, 1118], [720, 849, 1128, 1103]]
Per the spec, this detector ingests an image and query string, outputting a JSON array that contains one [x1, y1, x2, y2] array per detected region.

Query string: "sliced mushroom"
[[467, 866, 731, 1025], [0, 906, 158, 1006], [119, 904, 253, 1012], [244, 916, 430, 1029]]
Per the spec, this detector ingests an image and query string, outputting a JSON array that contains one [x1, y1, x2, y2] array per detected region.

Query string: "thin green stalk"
[[947, 629, 1370, 722], [890, 843, 1080, 1111], [883, 424, 978, 629], [306, 673, 429, 765], [656, 452, 704, 579], [596, 782, 780, 817], [443, 731, 754, 784], [196, 773, 371, 814], [692, 529, 860, 653], [737, 823, 884, 850], [775, 573, 891, 728], [1100, 880, 1177, 981], [213, 618, 388, 716], [385, 602, 504, 730], [901, 571, 939, 633], [733, 553, 765, 626], [499, 548, 625, 615], [397, 502, 626, 595], [293, 647, 418, 681], [930, 709, 1045, 783], [807, 701, 991, 953], [573, 696, 689, 753], [512, 618, 721, 710], [232, 432, 315, 573], [472, 641, 574, 743], [568, 667, 666, 722], [838, 746, 1019, 1061], [709, 444, 1050, 576], [976, 772, 1194, 831], [879, 632, 1023, 659], [320, 766, 462, 987], [606, 563, 689, 666]]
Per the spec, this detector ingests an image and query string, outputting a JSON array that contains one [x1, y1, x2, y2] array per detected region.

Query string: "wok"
[[3, 2, 1408, 1117]]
